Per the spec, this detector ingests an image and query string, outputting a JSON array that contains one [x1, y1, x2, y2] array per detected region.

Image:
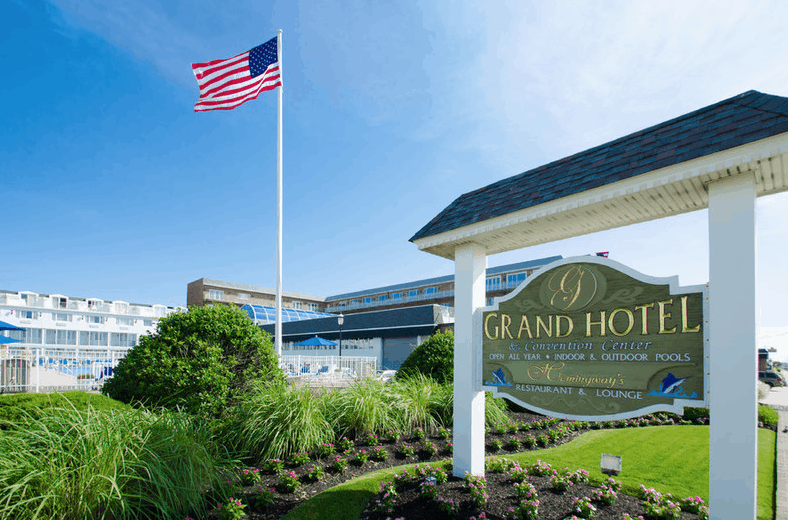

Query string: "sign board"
[[480, 257, 707, 420]]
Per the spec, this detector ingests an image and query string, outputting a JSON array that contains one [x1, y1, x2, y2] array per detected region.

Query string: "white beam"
[[708, 174, 757, 520], [453, 241, 486, 477]]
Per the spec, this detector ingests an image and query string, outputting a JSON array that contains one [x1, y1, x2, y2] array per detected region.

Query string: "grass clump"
[[0, 390, 130, 428], [0, 402, 223, 520]]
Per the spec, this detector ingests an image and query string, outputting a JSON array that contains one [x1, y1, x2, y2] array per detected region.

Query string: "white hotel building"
[[0, 290, 183, 393]]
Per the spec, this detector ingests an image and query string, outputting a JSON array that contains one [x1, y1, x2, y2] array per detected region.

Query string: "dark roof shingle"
[[411, 90, 788, 242]]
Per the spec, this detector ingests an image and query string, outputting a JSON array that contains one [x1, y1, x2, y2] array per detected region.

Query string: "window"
[[407, 289, 419, 297], [117, 317, 135, 326], [487, 297, 495, 306], [17, 310, 39, 320], [486, 276, 501, 291], [377, 294, 388, 301], [352, 299, 360, 304], [292, 301, 303, 310], [308, 303, 319, 312], [208, 289, 224, 301], [89, 332, 108, 346], [392, 292, 402, 300], [53, 313, 72, 322], [56, 330, 77, 345], [507, 273, 527, 286], [86, 315, 105, 324], [111, 333, 137, 347], [363, 297, 372, 303], [57, 297, 67, 308], [238, 293, 251, 300], [143, 319, 154, 327], [424, 287, 437, 295]]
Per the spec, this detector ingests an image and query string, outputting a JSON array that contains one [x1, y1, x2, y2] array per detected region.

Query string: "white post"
[[708, 174, 757, 520], [453, 242, 486, 477], [36, 347, 40, 393], [275, 29, 284, 357]]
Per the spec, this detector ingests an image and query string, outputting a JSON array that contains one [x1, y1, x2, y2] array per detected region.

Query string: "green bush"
[[397, 330, 454, 383], [0, 403, 225, 520], [759, 404, 779, 426], [0, 391, 130, 429], [103, 305, 283, 417], [682, 407, 709, 422]]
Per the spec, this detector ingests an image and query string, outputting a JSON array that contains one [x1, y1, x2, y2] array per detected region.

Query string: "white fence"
[[0, 346, 128, 394], [280, 355, 377, 383]]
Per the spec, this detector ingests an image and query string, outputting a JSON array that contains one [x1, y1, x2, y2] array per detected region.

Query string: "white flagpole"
[[275, 29, 284, 357]]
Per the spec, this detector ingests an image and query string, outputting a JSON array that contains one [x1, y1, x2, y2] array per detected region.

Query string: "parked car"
[[758, 371, 785, 388]]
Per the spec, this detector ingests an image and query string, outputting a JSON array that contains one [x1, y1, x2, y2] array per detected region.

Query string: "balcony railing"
[[326, 289, 455, 312]]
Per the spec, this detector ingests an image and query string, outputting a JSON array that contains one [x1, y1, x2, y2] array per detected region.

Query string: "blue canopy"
[[0, 335, 21, 345], [0, 320, 24, 332], [293, 336, 338, 347]]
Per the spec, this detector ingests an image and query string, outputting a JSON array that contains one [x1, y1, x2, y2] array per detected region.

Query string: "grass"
[[0, 390, 131, 427], [281, 425, 777, 520], [0, 402, 224, 520]]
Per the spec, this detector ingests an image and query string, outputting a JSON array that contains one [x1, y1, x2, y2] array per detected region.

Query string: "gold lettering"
[[680, 295, 701, 333], [555, 315, 573, 337], [658, 299, 676, 334], [546, 362, 565, 381], [548, 265, 585, 310], [501, 314, 514, 340], [536, 315, 552, 338], [608, 308, 635, 337], [517, 315, 533, 339], [635, 303, 654, 334], [484, 312, 499, 340], [586, 311, 606, 337]]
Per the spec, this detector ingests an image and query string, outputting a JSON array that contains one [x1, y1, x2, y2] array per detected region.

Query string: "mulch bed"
[[211, 412, 713, 519]]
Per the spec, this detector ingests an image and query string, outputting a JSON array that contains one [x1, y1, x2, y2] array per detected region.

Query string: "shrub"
[[758, 404, 779, 426], [0, 391, 130, 429], [103, 305, 282, 417], [397, 330, 454, 383], [682, 407, 709, 422], [331, 378, 400, 439]]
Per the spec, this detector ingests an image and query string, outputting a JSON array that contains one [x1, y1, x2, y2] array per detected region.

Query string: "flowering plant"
[[523, 434, 537, 449], [437, 425, 450, 440], [423, 441, 439, 457], [363, 432, 379, 445], [489, 438, 503, 452], [400, 443, 415, 457], [303, 464, 323, 482], [371, 445, 388, 461], [537, 434, 550, 447], [443, 441, 453, 455], [508, 435, 523, 451], [570, 468, 590, 484], [263, 458, 284, 474], [240, 468, 261, 485], [486, 456, 515, 473], [338, 437, 355, 453], [318, 443, 335, 457], [291, 451, 309, 466], [419, 477, 438, 499], [332, 455, 348, 472], [591, 484, 618, 504], [353, 449, 369, 466], [254, 486, 276, 509], [513, 481, 537, 500], [412, 426, 425, 439], [463, 472, 488, 508], [509, 497, 539, 519], [278, 470, 300, 493], [572, 496, 597, 519], [527, 459, 554, 476], [550, 473, 573, 492], [217, 499, 245, 520], [384, 429, 400, 442], [509, 463, 528, 483], [605, 477, 623, 492], [436, 496, 460, 516]]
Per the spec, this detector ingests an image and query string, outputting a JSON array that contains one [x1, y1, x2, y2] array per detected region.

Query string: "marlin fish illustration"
[[491, 368, 507, 385], [660, 373, 688, 394]]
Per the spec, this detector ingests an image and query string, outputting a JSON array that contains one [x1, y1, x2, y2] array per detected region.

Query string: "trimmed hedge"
[[0, 391, 130, 429], [396, 330, 454, 384]]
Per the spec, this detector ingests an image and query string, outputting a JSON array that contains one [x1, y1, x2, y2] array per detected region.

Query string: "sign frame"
[[476, 256, 709, 421]]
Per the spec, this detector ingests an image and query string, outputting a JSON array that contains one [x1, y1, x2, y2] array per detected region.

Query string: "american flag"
[[596, 252, 609, 258], [191, 37, 282, 112]]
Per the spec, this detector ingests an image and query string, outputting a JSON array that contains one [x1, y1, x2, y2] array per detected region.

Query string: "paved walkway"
[[759, 387, 788, 520]]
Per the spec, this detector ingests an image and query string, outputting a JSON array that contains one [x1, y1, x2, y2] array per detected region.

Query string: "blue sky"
[[3, 0, 788, 359]]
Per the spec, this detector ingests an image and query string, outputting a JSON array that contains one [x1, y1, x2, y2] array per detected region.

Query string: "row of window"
[[208, 289, 320, 311], [5, 328, 138, 347], [485, 272, 528, 291], [14, 310, 154, 327], [283, 338, 375, 351], [342, 286, 441, 307]]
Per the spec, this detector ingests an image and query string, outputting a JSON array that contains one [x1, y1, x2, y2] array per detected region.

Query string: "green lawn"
[[283, 426, 777, 520]]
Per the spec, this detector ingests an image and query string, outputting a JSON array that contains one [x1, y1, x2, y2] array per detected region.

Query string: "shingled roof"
[[411, 90, 788, 243]]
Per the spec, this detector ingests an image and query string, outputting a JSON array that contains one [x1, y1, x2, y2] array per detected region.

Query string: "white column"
[[453, 242, 486, 477], [708, 174, 757, 520]]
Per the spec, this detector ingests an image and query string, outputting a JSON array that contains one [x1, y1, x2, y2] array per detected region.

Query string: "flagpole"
[[275, 29, 283, 357]]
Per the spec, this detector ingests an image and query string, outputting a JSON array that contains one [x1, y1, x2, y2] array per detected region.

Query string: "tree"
[[396, 329, 454, 384], [103, 305, 283, 416]]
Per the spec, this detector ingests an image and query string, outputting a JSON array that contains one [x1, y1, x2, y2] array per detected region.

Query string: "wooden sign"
[[480, 257, 707, 420]]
